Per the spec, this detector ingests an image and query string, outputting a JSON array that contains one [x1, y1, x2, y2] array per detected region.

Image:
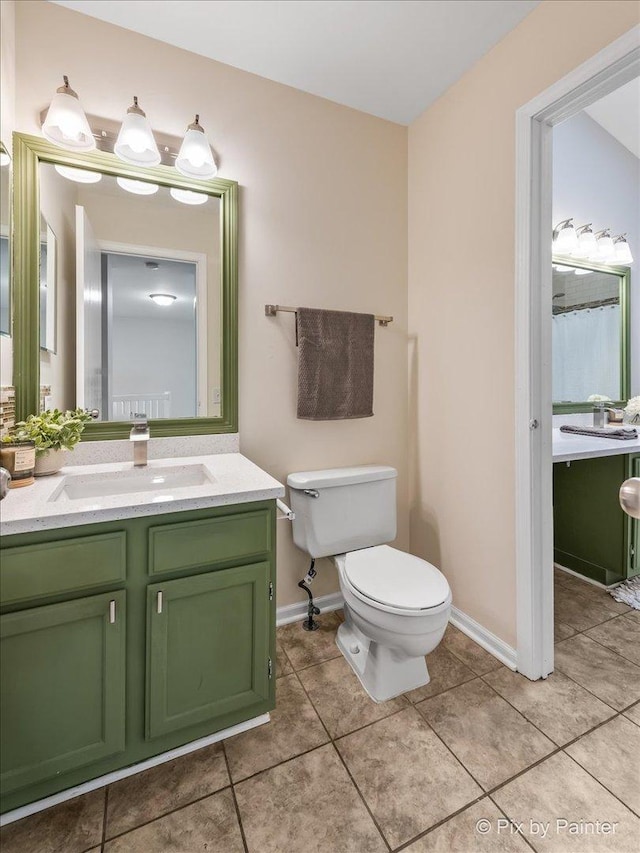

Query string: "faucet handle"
[[132, 412, 148, 428]]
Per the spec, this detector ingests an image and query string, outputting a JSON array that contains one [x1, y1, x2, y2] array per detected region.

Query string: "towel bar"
[[265, 304, 393, 327]]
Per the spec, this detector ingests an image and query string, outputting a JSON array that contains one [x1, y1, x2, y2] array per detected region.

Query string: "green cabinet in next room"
[[553, 452, 639, 585]]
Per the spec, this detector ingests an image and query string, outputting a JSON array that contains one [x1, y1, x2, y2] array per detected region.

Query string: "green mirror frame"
[[11, 131, 238, 438], [552, 256, 631, 414]]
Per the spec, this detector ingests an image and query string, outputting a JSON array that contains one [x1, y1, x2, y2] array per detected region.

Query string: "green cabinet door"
[[0, 591, 126, 795], [628, 455, 640, 578], [146, 563, 271, 739]]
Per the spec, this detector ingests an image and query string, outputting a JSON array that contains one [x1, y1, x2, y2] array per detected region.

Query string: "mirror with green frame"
[[12, 133, 237, 438], [552, 258, 630, 412]]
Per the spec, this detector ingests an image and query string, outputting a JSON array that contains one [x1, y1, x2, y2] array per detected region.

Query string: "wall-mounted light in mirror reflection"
[[38, 162, 222, 422], [0, 142, 10, 337]]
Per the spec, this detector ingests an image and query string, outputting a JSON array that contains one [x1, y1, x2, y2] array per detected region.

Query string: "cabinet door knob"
[[156, 591, 163, 614]]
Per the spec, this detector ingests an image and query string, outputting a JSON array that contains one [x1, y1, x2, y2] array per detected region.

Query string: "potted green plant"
[[2, 409, 93, 476]]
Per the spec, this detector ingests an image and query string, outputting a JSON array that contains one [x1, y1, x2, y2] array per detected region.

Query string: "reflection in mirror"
[[38, 163, 221, 421], [552, 263, 625, 404], [0, 143, 10, 336], [40, 219, 57, 352]]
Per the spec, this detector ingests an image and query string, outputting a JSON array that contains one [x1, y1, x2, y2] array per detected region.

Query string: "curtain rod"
[[264, 304, 393, 327]]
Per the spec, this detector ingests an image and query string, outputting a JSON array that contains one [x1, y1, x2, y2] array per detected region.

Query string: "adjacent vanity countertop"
[[0, 453, 285, 536], [553, 428, 640, 463]]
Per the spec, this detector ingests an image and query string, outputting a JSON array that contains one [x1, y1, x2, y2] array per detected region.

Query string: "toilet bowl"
[[286, 465, 452, 703], [333, 545, 451, 701]]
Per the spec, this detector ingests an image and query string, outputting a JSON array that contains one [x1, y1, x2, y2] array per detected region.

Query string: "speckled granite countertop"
[[0, 453, 285, 536]]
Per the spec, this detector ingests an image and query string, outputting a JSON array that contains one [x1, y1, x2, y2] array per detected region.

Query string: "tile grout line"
[[486, 794, 538, 853], [390, 793, 489, 852], [560, 742, 640, 821], [290, 666, 394, 853], [222, 741, 249, 853]]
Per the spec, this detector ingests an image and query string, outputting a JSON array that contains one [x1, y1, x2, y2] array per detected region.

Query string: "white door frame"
[[515, 25, 640, 681]]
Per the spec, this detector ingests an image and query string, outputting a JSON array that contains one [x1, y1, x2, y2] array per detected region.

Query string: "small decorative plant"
[[2, 409, 93, 455], [624, 396, 640, 424]]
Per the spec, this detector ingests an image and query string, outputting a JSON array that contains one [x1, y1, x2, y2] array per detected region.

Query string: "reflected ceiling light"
[[552, 218, 577, 253], [114, 96, 161, 167], [116, 176, 159, 195], [169, 187, 208, 205], [594, 229, 615, 261], [552, 264, 575, 272], [613, 234, 633, 265], [0, 152, 9, 167], [572, 224, 597, 258], [175, 115, 217, 179], [42, 76, 96, 151], [574, 268, 592, 276], [54, 164, 102, 184], [149, 293, 177, 306]]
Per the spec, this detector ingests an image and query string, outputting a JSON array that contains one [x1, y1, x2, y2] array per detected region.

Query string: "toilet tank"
[[287, 465, 397, 558]]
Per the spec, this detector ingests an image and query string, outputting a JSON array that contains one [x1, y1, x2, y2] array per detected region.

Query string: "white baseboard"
[[276, 591, 344, 626], [276, 592, 517, 672], [554, 562, 611, 590], [0, 713, 270, 827], [450, 606, 517, 670]]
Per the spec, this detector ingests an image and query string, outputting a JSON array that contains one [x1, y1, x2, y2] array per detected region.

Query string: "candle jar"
[[0, 441, 36, 488]]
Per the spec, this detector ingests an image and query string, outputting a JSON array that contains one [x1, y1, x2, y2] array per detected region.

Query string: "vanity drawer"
[[148, 509, 272, 576], [0, 532, 127, 606]]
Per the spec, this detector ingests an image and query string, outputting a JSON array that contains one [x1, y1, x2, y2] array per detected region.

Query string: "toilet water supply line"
[[275, 498, 321, 632]]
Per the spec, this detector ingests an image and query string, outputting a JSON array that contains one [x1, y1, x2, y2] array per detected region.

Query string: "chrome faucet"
[[130, 413, 150, 467]]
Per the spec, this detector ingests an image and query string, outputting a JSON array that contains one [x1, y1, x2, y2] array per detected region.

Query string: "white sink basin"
[[50, 464, 213, 502]]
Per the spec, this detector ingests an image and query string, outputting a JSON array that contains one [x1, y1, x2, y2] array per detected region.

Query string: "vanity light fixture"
[[42, 76, 96, 151], [149, 293, 177, 306], [175, 115, 217, 179], [169, 187, 208, 206], [114, 97, 161, 167], [552, 219, 578, 253], [54, 164, 102, 184], [613, 234, 634, 265], [116, 176, 159, 195], [0, 151, 9, 167]]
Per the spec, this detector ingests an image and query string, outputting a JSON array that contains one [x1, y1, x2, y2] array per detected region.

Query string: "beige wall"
[[408, 0, 639, 648], [14, 0, 408, 606], [0, 0, 15, 385]]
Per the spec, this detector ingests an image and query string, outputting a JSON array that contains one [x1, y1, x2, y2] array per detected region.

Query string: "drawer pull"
[[157, 591, 163, 614], [109, 599, 116, 624]]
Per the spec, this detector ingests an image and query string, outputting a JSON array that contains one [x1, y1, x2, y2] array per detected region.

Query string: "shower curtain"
[[552, 304, 621, 403]]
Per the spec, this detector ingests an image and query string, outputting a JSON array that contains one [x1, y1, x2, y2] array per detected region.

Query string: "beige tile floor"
[[2, 569, 639, 853]]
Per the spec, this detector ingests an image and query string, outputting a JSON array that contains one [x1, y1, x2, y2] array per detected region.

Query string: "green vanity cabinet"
[[0, 499, 276, 814], [0, 591, 126, 796], [628, 455, 640, 578], [553, 453, 639, 585], [146, 562, 270, 738]]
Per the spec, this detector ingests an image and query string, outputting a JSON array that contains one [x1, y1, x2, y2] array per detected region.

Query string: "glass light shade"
[[149, 293, 177, 306], [170, 187, 208, 205], [42, 80, 95, 152], [0, 152, 10, 167], [596, 233, 615, 260], [614, 238, 633, 265], [54, 164, 102, 184], [116, 177, 159, 195], [574, 268, 592, 275], [573, 228, 596, 258], [114, 100, 161, 167], [552, 221, 577, 253], [175, 116, 217, 179]]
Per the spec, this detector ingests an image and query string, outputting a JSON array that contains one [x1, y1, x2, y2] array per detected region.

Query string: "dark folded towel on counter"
[[296, 307, 374, 420], [560, 425, 638, 440]]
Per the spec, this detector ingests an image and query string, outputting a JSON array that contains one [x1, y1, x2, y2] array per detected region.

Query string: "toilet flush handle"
[[303, 489, 320, 498]]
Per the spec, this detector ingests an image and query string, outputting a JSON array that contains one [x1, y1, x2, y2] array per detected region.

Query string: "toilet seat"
[[342, 545, 450, 612]]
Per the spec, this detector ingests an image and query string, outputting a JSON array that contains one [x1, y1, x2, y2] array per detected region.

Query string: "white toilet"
[[287, 465, 452, 702]]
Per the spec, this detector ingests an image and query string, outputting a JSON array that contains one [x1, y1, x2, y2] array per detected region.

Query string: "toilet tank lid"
[[287, 465, 397, 490]]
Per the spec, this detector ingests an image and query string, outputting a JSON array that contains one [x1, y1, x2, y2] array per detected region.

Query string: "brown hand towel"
[[559, 425, 638, 440], [296, 307, 374, 420]]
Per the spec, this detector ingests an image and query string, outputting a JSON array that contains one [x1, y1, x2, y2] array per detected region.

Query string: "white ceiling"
[[51, 0, 540, 124], [584, 78, 640, 159], [108, 253, 197, 321]]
